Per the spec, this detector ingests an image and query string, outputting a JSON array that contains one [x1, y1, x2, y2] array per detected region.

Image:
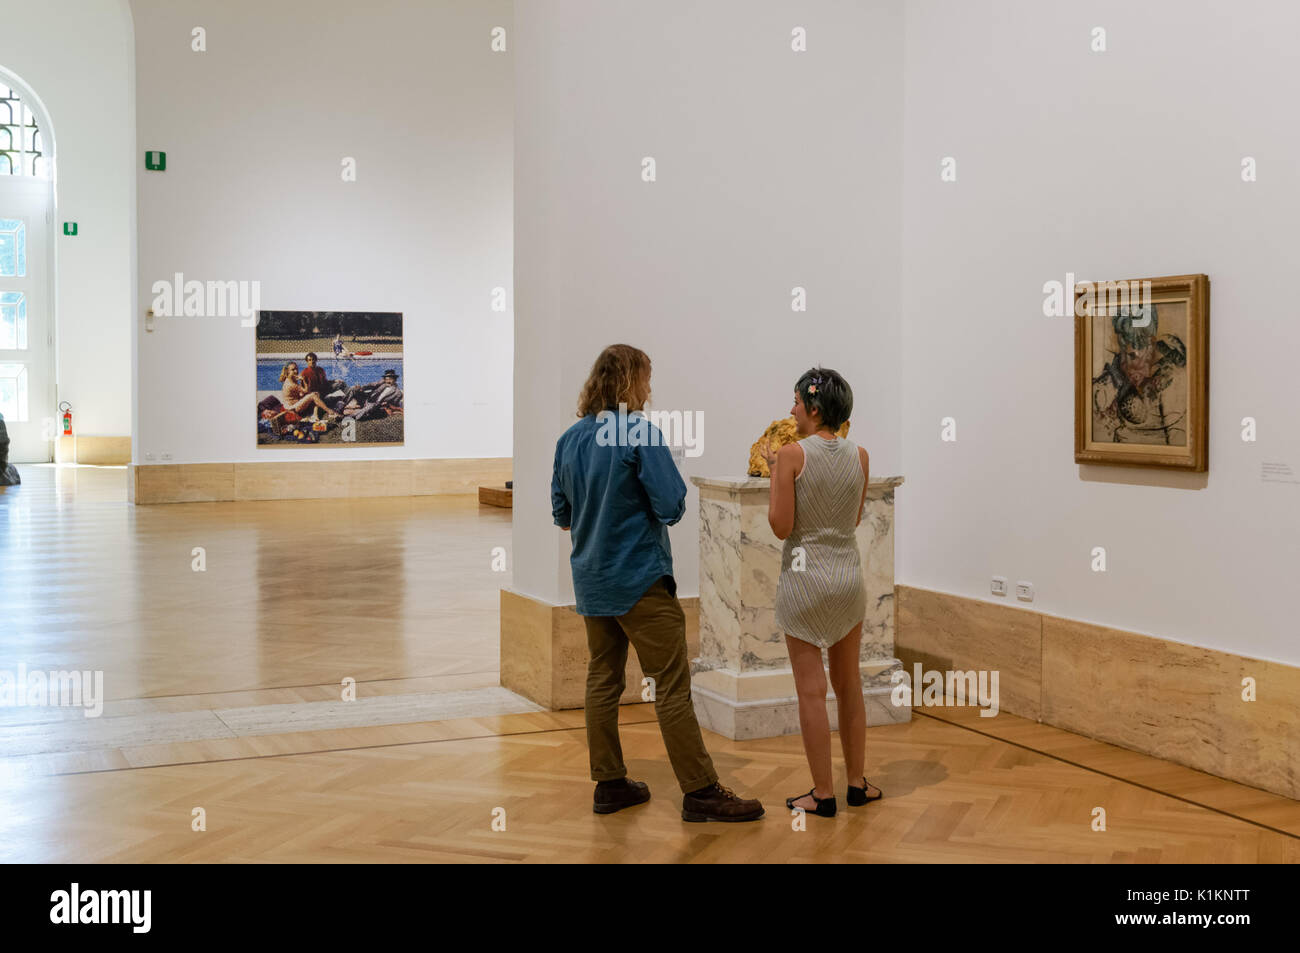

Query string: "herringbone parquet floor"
[[1, 703, 1296, 863]]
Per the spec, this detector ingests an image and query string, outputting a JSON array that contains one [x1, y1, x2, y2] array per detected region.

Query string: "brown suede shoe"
[[593, 778, 651, 814], [681, 781, 765, 822]]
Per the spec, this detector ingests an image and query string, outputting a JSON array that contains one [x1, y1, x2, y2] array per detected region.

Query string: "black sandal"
[[786, 788, 837, 817], [847, 776, 882, 806]]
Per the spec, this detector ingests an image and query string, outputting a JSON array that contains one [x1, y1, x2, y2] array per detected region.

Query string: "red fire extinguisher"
[[59, 401, 72, 436]]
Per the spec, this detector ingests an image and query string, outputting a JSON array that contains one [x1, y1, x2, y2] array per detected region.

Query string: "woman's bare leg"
[[786, 634, 833, 810], [828, 623, 868, 788], [288, 394, 337, 417]]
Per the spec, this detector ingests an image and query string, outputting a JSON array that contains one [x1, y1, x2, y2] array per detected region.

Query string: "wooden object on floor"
[[478, 485, 512, 508]]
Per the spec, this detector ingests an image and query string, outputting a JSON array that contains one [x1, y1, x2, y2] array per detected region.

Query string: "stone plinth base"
[[690, 657, 911, 741]]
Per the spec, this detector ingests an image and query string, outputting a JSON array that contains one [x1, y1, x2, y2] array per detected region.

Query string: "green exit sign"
[[145, 151, 167, 171], [62, 222, 78, 236]]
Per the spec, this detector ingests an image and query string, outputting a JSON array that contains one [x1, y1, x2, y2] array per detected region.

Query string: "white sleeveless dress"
[[774, 435, 866, 648]]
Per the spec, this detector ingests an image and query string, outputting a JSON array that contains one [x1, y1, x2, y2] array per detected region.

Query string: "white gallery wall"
[[899, 0, 1300, 664], [130, 0, 513, 464], [513, 0, 905, 605], [0, 0, 135, 440]]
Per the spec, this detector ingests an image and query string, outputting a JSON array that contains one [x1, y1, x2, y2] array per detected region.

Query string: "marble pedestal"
[[690, 474, 909, 740]]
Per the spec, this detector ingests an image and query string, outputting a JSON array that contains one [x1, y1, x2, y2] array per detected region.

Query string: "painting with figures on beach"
[[256, 311, 404, 447], [1074, 274, 1208, 471]]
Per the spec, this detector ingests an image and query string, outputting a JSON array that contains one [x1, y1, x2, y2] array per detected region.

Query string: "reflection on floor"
[[2, 465, 1298, 862], [0, 464, 510, 698]]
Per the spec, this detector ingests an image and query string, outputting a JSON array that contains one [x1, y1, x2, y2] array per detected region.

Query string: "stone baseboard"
[[55, 435, 130, 466], [897, 584, 1300, 802], [128, 457, 511, 504]]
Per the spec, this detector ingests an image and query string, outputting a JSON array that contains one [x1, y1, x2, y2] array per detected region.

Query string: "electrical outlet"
[[161, 452, 172, 461], [990, 576, 1007, 597], [1016, 581, 1034, 603], [144, 451, 155, 461]]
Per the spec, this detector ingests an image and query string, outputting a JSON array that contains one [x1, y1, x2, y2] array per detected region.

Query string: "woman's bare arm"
[[855, 445, 870, 526], [768, 442, 802, 540]]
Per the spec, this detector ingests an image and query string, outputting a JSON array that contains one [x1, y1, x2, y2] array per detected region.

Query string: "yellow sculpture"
[[747, 417, 850, 477]]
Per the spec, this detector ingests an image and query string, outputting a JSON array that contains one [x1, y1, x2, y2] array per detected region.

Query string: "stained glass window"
[[0, 84, 45, 177]]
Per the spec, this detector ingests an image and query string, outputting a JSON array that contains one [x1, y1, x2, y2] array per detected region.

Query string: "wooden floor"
[[1, 465, 1297, 863], [0, 465, 510, 698]]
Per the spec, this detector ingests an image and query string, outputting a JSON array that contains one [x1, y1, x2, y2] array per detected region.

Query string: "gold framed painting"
[[1074, 273, 1208, 471]]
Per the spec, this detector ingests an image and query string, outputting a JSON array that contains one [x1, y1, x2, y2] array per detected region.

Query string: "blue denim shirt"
[[552, 411, 686, 616]]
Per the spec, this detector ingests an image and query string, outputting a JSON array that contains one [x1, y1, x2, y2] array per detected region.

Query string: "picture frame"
[[255, 310, 405, 448], [1074, 273, 1208, 471]]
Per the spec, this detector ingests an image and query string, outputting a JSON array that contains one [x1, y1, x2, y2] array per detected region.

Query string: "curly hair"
[[577, 345, 651, 417], [279, 362, 300, 384]]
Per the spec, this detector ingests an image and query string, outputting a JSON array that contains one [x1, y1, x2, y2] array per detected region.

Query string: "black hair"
[[795, 367, 852, 431]]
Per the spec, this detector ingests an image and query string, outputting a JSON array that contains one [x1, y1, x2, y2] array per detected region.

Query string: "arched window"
[[0, 68, 53, 459], [0, 83, 46, 177]]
